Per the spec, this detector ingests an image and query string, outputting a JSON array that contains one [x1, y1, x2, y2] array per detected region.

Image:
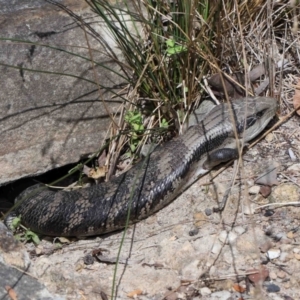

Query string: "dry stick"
[[255, 202, 300, 210], [280, 173, 300, 188]]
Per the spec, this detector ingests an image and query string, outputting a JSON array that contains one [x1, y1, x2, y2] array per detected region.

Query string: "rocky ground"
[[1, 115, 300, 300]]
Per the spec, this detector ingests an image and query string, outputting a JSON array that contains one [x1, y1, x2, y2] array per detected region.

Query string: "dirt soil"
[[23, 116, 300, 300]]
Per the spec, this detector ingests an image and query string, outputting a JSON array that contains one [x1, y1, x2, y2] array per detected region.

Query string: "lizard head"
[[231, 97, 278, 141]]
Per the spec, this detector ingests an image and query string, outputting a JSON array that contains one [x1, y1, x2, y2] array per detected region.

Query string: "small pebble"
[[189, 228, 199, 236], [35, 246, 43, 255], [249, 185, 260, 195], [209, 291, 231, 300], [288, 148, 297, 161], [260, 185, 272, 197], [83, 254, 95, 265], [266, 283, 280, 293], [200, 287, 211, 296], [205, 208, 212, 216], [267, 248, 281, 260], [218, 230, 237, 244], [265, 133, 274, 142], [264, 209, 275, 217], [127, 289, 143, 298], [273, 232, 284, 242]]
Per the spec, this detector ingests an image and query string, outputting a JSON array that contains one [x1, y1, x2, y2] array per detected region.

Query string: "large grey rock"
[[0, 262, 65, 300], [0, 0, 128, 185], [0, 222, 64, 299]]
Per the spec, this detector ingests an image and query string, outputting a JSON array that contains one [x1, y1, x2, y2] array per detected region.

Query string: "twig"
[[255, 202, 300, 210], [280, 172, 300, 188]]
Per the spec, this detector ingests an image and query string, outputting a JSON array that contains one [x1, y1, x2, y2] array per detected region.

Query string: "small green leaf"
[[160, 118, 169, 129], [25, 230, 40, 244], [132, 123, 140, 131], [166, 37, 187, 56], [125, 111, 142, 125], [167, 45, 187, 56], [31, 234, 41, 245], [130, 144, 136, 152], [11, 216, 21, 229], [133, 123, 144, 131], [131, 132, 138, 140], [166, 39, 175, 47], [124, 111, 134, 122], [130, 114, 141, 123]]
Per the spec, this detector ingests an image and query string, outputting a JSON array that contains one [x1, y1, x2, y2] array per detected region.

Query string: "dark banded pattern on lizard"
[[6, 97, 277, 236]]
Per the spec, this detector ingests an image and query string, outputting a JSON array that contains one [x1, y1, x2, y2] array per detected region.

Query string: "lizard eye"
[[245, 109, 267, 129], [256, 109, 267, 119]]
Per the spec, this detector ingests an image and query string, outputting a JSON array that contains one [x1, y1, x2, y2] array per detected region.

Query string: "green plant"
[[165, 38, 187, 56], [124, 110, 145, 153], [160, 118, 168, 129], [9, 216, 41, 245]]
